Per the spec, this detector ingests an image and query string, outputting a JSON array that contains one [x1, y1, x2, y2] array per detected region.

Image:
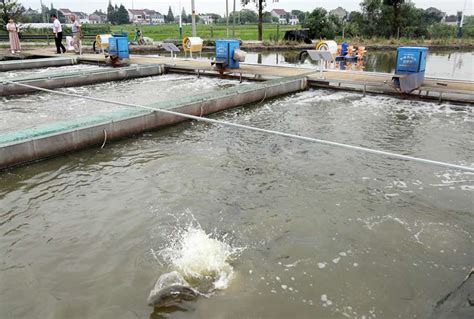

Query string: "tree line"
[[107, 3, 129, 25], [301, 0, 473, 39]]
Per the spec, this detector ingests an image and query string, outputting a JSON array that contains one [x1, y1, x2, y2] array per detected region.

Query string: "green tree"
[[262, 11, 273, 23], [116, 5, 129, 24], [241, 0, 280, 41], [165, 6, 174, 23], [303, 8, 339, 39], [231, 9, 258, 24], [383, 0, 404, 37], [0, 0, 25, 26], [107, 1, 115, 24], [346, 11, 364, 36], [360, 0, 383, 37], [21, 9, 43, 23], [45, 4, 65, 23], [464, 16, 474, 26], [181, 8, 188, 23]]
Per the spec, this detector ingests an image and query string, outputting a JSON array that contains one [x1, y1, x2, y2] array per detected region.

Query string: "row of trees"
[[2, 0, 473, 40], [1, 0, 23, 25], [301, 0, 473, 40], [106, 3, 129, 25], [1, 0, 76, 24]]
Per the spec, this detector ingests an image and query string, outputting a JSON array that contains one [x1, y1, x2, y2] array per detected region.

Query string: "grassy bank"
[[341, 36, 474, 47], [110, 23, 295, 41]]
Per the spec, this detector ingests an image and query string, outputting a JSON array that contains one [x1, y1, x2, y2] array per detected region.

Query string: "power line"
[[3, 79, 473, 173]]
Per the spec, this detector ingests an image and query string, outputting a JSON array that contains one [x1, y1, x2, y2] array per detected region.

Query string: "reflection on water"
[[199, 50, 473, 80]]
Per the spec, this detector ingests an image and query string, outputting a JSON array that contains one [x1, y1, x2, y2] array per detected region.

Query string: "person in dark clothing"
[[51, 14, 66, 54]]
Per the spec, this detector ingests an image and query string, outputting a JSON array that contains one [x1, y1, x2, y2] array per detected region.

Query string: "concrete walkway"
[[26, 49, 473, 104]]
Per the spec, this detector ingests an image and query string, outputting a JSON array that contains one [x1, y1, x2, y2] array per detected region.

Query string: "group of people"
[[5, 14, 83, 55]]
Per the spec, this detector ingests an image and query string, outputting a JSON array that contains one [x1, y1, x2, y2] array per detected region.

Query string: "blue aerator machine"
[[212, 39, 245, 71], [108, 33, 129, 65], [392, 47, 428, 93]]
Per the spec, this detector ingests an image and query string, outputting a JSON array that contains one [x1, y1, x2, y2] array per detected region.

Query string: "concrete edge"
[[0, 76, 308, 169]]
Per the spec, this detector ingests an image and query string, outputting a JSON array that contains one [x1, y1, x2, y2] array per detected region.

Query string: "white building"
[[73, 12, 90, 24], [145, 9, 164, 24], [58, 8, 74, 23], [271, 9, 288, 24], [129, 9, 164, 24], [199, 14, 215, 25], [128, 9, 147, 24], [288, 15, 299, 25], [88, 12, 107, 24], [271, 9, 299, 25]]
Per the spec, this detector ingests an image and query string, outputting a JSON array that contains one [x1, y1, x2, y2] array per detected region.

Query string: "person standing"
[[51, 14, 66, 54], [6, 19, 21, 54], [70, 15, 82, 55]]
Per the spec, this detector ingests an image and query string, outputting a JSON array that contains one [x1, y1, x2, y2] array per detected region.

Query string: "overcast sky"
[[21, 0, 473, 16]]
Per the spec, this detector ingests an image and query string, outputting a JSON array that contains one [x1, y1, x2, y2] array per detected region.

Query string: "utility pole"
[[457, 0, 468, 38], [226, 0, 229, 38], [191, 0, 197, 37], [232, 0, 236, 38]]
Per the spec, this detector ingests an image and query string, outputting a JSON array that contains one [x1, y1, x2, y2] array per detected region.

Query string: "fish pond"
[[0, 51, 473, 319]]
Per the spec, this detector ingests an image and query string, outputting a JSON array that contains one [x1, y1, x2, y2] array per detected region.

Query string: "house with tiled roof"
[[89, 10, 107, 24], [128, 9, 147, 24], [73, 11, 89, 24], [128, 9, 164, 24], [144, 9, 164, 24], [58, 8, 74, 23]]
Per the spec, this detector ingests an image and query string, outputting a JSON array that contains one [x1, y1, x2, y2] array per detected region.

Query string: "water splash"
[[155, 214, 245, 292]]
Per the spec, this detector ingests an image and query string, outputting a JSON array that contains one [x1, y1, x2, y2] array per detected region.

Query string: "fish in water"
[[147, 271, 201, 308]]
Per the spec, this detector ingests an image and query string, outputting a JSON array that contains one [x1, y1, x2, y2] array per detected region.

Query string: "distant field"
[[110, 23, 297, 41]]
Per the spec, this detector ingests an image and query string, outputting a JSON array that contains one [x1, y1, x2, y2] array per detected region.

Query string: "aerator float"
[[299, 40, 367, 63]]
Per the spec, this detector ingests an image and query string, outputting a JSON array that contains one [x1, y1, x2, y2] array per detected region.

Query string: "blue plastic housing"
[[109, 36, 129, 59], [396, 47, 428, 74], [215, 39, 241, 69]]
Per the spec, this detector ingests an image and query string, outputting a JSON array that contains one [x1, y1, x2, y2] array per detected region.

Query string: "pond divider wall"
[[0, 57, 77, 72], [0, 76, 307, 169], [0, 65, 164, 96]]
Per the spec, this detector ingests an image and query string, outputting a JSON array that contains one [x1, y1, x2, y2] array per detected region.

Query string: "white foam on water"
[[290, 90, 361, 105], [156, 216, 245, 292]]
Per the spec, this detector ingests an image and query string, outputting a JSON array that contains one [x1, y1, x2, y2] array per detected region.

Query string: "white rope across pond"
[[3, 79, 474, 173]]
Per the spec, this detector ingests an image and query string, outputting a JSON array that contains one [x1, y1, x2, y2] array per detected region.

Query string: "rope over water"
[[3, 79, 473, 173]]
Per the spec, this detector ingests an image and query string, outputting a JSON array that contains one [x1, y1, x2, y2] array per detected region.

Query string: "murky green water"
[[1, 82, 472, 318]]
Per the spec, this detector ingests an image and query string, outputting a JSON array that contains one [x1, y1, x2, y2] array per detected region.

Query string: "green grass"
[[110, 23, 296, 41]]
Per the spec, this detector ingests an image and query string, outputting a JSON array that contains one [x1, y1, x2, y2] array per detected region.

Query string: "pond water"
[[197, 50, 474, 81], [0, 76, 472, 318], [0, 74, 243, 134]]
